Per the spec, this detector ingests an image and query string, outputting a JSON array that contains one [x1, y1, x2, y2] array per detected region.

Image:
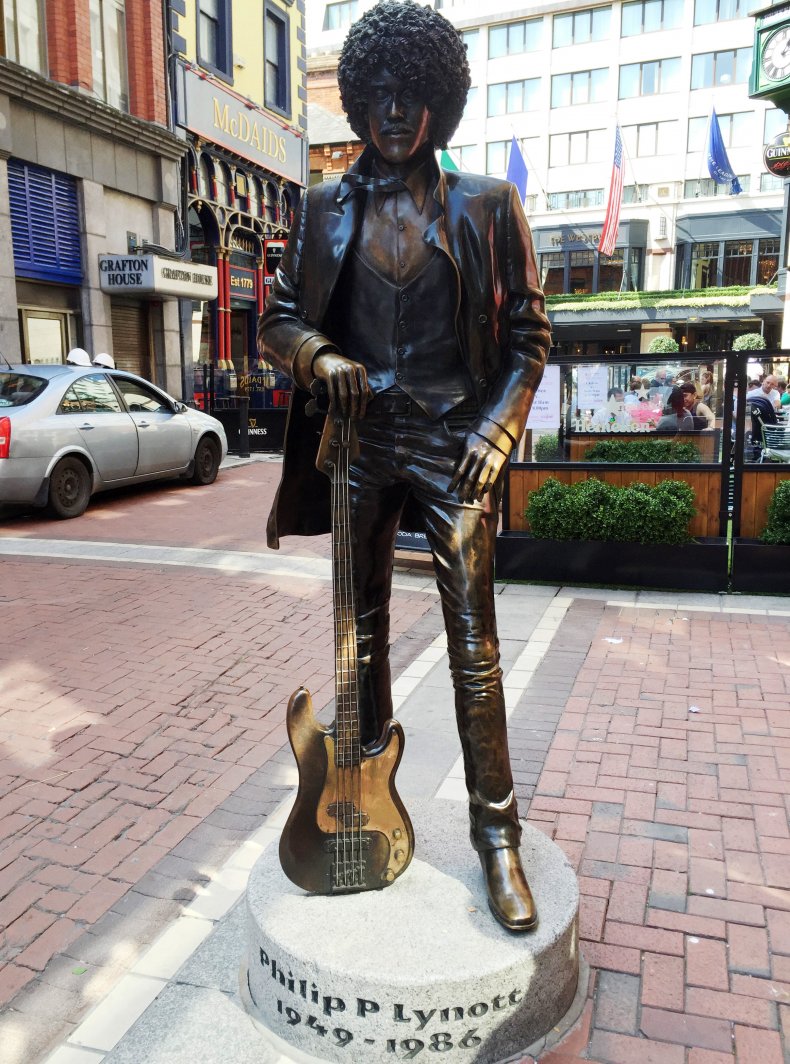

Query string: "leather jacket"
[[258, 146, 552, 548]]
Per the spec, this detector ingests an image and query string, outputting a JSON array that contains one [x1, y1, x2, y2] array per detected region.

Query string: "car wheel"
[[191, 436, 220, 485], [47, 456, 91, 519]]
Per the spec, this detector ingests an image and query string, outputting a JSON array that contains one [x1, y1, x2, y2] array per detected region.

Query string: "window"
[[760, 173, 785, 192], [265, 4, 289, 115], [691, 48, 751, 90], [488, 18, 541, 59], [553, 6, 610, 47], [598, 249, 625, 292], [694, 0, 746, 24], [622, 121, 676, 157], [722, 240, 752, 286], [547, 189, 604, 209], [540, 252, 565, 295], [765, 109, 787, 144], [623, 183, 648, 203], [323, 1, 358, 30], [688, 112, 750, 152], [549, 129, 606, 167], [463, 86, 478, 118], [113, 378, 170, 413], [90, 0, 129, 110], [61, 375, 123, 414], [488, 79, 540, 116], [757, 238, 779, 284], [569, 250, 595, 294], [486, 140, 509, 175], [621, 0, 682, 36], [197, 0, 231, 77], [684, 176, 750, 197], [461, 29, 479, 62], [690, 242, 719, 288], [2, 0, 46, 73], [449, 144, 483, 172], [619, 58, 680, 98], [551, 69, 607, 107]]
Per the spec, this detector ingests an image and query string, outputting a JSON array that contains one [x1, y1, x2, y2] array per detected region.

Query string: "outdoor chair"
[[749, 396, 778, 461], [760, 422, 790, 463]]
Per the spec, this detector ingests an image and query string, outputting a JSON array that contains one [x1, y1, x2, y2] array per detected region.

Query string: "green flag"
[[440, 150, 459, 171]]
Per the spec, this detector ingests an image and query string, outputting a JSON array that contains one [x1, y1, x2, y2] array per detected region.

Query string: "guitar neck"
[[331, 419, 361, 767]]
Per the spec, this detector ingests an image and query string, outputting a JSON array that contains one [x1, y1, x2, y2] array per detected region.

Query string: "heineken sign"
[[764, 132, 790, 176]]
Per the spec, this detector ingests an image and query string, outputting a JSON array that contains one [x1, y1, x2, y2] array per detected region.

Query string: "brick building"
[[0, 0, 187, 393]]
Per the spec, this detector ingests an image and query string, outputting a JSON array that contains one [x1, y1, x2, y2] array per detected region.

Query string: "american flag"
[[598, 126, 623, 258]]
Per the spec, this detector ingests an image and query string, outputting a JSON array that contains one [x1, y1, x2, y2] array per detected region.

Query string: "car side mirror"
[[174, 401, 187, 414]]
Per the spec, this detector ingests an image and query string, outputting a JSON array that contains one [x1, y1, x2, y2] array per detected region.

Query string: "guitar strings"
[[342, 418, 362, 886]]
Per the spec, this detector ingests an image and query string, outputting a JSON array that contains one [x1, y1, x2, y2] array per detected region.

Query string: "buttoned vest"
[[331, 247, 472, 419]]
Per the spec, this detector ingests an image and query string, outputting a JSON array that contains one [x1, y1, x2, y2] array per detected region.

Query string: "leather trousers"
[[348, 398, 521, 852]]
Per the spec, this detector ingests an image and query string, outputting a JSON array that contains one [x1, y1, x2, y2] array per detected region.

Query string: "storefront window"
[[569, 251, 594, 294], [90, 0, 129, 111], [540, 252, 564, 295], [198, 155, 211, 199], [264, 181, 278, 223], [757, 239, 779, 285], [214, 163, 230, 206], [3, 0, 46, 73], [690, 242, 719, 288], [598, 250, 624, 292], [248, 177, 261, 217], [722, 240, 751, 286]]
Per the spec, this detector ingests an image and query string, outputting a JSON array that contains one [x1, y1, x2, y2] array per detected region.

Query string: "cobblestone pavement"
[[1, 460, 789, 1064]]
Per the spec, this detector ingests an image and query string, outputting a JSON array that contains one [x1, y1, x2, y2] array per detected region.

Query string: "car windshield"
[[0, 372, 47, 407]]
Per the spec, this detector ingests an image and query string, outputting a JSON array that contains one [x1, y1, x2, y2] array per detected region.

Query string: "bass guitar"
[[279, 407, 414, 893]]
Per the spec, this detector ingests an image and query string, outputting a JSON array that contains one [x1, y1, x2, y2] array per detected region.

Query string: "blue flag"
[[706, 109, 742, 195], [506, 136, 528, 204]]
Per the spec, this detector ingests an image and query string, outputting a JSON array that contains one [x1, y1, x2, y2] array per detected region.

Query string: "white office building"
[[307, 0, 785, 353]]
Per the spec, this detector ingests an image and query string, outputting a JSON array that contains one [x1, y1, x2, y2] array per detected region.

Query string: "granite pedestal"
[[242, 799, 581, 1063]]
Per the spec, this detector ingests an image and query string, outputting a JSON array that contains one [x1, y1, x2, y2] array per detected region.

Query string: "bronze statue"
[[259, 0, 551, 932]]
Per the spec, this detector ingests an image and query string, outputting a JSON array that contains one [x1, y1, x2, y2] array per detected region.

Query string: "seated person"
[[656, 387, 694, 433], [679, 381, 714, 429]]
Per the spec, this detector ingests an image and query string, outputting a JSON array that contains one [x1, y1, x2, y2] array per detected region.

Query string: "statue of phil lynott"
[[259, 0, 551, 932]]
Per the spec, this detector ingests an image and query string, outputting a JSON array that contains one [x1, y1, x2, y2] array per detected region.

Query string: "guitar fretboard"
[[330, 418, 361, 769]]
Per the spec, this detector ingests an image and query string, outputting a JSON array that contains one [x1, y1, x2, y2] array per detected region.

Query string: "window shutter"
[[8, 159, 83, 285]]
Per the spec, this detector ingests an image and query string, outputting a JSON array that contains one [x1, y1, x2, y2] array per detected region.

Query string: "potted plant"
[[647, 335, 680, 354], [496, 476, 729, 591], [731, 478, 790, 592], [732, 333, 766, 351]]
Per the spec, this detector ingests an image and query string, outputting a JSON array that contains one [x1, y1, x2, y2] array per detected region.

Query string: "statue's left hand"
[[448, 434, 509, 504]]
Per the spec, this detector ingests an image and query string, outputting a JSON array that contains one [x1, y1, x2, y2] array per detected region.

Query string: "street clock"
[[751, 1, 790, 111]]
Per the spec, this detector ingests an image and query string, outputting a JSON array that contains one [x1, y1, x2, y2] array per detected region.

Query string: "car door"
[[65, 374, 139, 482], [112, 376, 192, 476]]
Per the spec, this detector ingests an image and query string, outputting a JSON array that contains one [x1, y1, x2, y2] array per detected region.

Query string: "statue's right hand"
[[312, 352, 371, 420]]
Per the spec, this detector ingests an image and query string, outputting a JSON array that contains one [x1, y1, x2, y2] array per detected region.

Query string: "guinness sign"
[[764, 131, 790, 176]]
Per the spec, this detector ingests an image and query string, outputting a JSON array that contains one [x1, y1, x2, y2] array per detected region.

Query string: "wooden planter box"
[[730, 538, 790, 594], [495, 532, 729, 591]]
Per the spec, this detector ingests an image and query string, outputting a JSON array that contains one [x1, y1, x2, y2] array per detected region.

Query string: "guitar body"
[[279, 687, 414, 894]]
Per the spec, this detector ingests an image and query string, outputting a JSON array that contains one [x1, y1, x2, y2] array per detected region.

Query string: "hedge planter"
[[731, 539, 790, 594], [495, 532, 729, 591]]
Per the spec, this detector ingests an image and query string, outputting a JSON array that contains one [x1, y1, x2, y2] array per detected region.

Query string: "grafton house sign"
[[98, 255, 218, 300], [177, 64, 306, 187]]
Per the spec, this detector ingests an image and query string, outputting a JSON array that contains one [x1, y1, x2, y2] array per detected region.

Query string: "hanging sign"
[[527, 365, 561, 428], [264, 239, 287, 286], [764, 132, 790, 176]]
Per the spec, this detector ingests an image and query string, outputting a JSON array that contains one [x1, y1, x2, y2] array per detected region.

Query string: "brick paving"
[[2, 464, 790, 1062], [516, 604, 790, 1064]]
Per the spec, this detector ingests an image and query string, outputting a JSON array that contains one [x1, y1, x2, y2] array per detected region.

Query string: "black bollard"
[[238, 395, 250, 458]]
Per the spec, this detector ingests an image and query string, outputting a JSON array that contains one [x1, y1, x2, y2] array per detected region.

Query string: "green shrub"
[[585, 439, 702, 464], [761, 480, 790, 543], [534, 432, 562, 462], [525, 477, 696, 545], [732, 332, 766, 351], [647, 335, 679, 354]]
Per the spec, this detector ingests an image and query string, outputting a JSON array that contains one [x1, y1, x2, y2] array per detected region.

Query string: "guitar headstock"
[[316, 412, 360, 478]]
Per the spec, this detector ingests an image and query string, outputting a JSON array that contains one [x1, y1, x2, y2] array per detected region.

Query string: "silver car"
[[0, 364, 228, 518]]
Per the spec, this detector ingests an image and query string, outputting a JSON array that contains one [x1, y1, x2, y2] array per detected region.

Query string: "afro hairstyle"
[[337, 0, 471, 151]]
